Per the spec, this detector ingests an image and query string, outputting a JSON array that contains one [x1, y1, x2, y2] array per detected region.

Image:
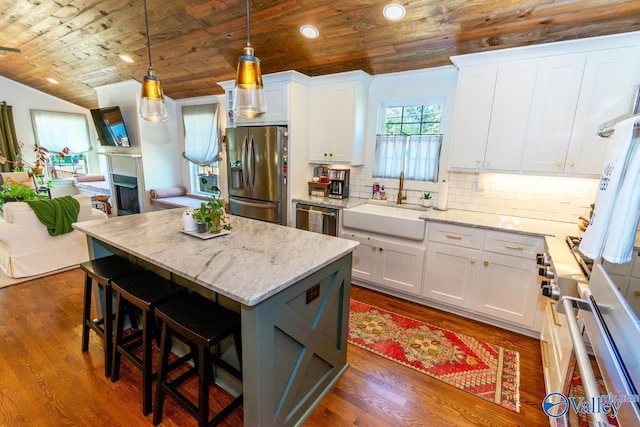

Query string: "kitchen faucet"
[[396, 172, 407, 205]]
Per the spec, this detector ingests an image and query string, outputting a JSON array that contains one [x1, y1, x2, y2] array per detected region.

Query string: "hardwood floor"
[[0, 269, 549, 426]]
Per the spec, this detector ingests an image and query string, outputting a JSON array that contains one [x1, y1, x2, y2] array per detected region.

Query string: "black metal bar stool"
[[110, 270, 187, 415], [152, 291, 243, 427], [80, 255, 141, 378]]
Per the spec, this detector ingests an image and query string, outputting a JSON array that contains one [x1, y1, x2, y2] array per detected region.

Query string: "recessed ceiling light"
[[46, 77, 59, 84], [300, 25, 319, 39], [383, 3, 406, 21], [119, 54, 134, 63]]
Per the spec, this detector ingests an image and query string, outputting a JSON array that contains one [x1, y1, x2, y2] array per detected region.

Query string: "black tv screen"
[[90, 106, 131, 147]]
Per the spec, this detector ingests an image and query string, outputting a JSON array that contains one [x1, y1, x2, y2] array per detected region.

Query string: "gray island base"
[[73, 209, 358, 426]]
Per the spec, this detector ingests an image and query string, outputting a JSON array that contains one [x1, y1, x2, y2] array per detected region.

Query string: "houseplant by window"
[[420, 192, 432, 208], [190, 186, 231, 234]]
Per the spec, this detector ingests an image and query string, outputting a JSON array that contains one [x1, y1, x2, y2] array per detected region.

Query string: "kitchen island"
[[73, 209, 358, 426]]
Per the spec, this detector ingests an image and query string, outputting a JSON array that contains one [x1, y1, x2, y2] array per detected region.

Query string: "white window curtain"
[[182, 103, 222, 165], [373, 135, 406, 179], [373, 134, 442, 182], [30, 110, 91, 152]]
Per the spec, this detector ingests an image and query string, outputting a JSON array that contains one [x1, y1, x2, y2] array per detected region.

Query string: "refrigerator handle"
[[250, 134, 256, 191], [242, 134, 249, 192]]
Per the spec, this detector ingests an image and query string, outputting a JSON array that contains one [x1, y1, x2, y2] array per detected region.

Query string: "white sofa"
[[0, 194, 108, 278]]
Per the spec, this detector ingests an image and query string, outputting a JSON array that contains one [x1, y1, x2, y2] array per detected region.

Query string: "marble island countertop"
[[73, 209, 358, 306]]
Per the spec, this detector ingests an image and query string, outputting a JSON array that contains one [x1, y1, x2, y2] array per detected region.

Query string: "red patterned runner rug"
[[348, 300, 520, 412]]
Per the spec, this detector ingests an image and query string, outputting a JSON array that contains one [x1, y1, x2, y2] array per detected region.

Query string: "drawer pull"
[[483, 260, 489, 266], [540, 340, 550, 368], [505, 244, 524, 250], [549, 301, 562, 327], [470, 258, 476, 264], [446, 234, 462, 240]]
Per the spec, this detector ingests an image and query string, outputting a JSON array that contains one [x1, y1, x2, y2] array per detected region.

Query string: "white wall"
[[348, 65, 458, 200], [0, 75, 99, 173], [95, 80, 181, 212]]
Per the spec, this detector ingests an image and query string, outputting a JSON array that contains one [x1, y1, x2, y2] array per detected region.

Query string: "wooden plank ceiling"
[[0, 0, 639, 109]]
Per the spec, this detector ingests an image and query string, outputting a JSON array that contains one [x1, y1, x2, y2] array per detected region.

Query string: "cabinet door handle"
[[549, 301, 562, 327], [505, 244, 524, 250], [486, 159, 491, 164], [540, 340, 550, 368], [329, 153, 333, 157], [568, 161, 575, 167], [446, 234, 462, 240], [324, 153, 328, 156], [635, 291, 640, 297], [556, 161, 563, 166], [470, 257, 476, 264], [372, 246, 377, 251], [379, 247, 383, 252], [483, 260, 489, 266]]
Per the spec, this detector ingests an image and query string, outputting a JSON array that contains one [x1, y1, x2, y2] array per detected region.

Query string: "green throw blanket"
[[26, 196, 81, 236]]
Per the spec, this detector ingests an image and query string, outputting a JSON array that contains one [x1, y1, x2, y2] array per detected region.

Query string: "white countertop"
[[73, 209, 358, 306], [418, 209, 582, 238], [295, 196, 581, 238]]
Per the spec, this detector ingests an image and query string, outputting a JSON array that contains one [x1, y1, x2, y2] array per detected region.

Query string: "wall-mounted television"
[[90, 106, 131, 147]]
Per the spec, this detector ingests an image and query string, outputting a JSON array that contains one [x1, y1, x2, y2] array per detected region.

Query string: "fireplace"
[[112, 174, 140, 215]]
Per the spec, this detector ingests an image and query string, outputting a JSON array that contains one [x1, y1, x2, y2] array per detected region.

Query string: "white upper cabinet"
[[308, 71, 371, 165], [450, 60, 537, 171], [521, 54, 585, 173], [565, 47, 640, 175], [523, 47, 640, 175], [218, 71, 310, 127], [449, 65, 497, 169], [450, 35, 640, 177]]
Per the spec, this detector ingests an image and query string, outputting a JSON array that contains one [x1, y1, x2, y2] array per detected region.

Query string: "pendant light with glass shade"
[[233, 0, 267, 118], [139, 0, 168, 123]]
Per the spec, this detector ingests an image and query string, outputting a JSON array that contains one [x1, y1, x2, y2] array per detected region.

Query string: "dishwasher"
[[295, 203, 339, 236]]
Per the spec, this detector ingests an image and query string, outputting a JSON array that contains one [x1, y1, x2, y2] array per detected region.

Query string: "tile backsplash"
[[347, 167, 598, 224]]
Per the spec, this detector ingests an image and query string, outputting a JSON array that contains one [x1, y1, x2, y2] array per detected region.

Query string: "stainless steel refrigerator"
[[226, 126, 288, 224]]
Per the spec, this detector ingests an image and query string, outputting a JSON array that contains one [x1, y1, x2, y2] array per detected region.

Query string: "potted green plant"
[[0, 182, 41, 205], [190, 186, 231, 234], [420, 192, 432, 208]]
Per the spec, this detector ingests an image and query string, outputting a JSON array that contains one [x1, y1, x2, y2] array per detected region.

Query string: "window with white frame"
[[373, 101, 443, 182], [30, 110, 91, 178], [181, 103, 222, 195]]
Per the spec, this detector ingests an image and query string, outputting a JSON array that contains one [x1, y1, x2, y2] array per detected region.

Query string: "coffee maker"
[[327, 169, 350, 199]]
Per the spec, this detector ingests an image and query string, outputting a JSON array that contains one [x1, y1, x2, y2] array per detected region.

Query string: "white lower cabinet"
[[423, 242, 479, 310], [422, 224, 543, 331], [540, 300, 572, 394], [342, 232, 424, 296], [473, 251, 540, 328]]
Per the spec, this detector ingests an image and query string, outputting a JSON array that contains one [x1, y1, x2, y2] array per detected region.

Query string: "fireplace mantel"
[[100, 153, 146, 215]]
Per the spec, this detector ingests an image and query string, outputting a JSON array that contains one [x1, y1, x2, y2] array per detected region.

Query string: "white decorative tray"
[[180, 229, 231, 240]]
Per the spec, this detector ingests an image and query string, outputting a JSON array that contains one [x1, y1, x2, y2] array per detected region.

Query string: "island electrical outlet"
[[306, 284, 320, 304]]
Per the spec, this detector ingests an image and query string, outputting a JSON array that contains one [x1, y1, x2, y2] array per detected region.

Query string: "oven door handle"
[[561, 296, 613, 427]]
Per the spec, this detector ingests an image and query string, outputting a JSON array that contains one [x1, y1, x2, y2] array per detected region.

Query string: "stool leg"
[[103, 282, 113, 378], [153, 323, 171, 426], [142, 309, 154, 415], [111, 292, 125, 382], [198, 345, 210, 427], [81, 274, 92, 352]]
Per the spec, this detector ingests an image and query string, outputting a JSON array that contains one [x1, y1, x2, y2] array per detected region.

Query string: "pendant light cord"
[[245, 0, 251, 46], [143, 0, 152, 69]]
